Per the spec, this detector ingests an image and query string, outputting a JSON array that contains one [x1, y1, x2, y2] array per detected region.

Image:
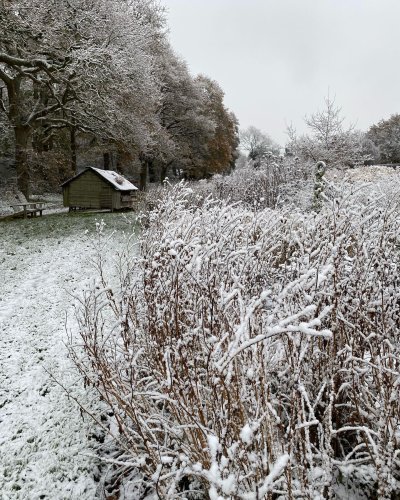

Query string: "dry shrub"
[[70, 182, 400, 499]]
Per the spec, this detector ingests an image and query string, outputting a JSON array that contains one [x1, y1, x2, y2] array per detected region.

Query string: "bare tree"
[[240, 125, 279, 165], [287, 96, 369, 168]]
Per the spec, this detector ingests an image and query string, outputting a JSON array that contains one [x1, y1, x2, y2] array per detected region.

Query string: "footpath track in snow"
[[0, 213, 134, 499]]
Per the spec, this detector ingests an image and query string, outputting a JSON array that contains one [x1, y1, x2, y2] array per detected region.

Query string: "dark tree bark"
[[148, 159, 157, 183], [14, 125, 30, 199], [160, 160, 173, 183], [103, 152, 111, 170], [5, 74, 31, 197], [70, 126, 77, 174], [139, 160, 148, 191]]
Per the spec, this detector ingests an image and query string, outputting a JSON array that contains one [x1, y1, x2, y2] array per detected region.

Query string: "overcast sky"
[[165, 0, 400, 144]]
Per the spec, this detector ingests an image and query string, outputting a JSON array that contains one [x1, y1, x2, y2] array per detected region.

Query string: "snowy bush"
[[70, 181, 400, 498], [143, 156, 313, 215], [186, 156, 311, 211]]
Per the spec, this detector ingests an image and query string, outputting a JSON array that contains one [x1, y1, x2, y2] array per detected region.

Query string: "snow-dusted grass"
[[0, 212, 137, 499]]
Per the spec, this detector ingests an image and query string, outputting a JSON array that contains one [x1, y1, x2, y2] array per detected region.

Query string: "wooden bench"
[[10, 202, 46, 219]]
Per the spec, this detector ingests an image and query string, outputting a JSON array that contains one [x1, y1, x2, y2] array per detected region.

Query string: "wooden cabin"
[[61, 167, 138, 211]]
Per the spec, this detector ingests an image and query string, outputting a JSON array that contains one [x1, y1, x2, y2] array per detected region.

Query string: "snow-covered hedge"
[[146, 157, 312, 213], [71, 181, 400, 498], [200, 157, 310, 209]]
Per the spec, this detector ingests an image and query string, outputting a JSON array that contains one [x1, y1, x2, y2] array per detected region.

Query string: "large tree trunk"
[[148, 159, 157, 183], [7, 76, 30, 198], [70, 126, 77, 174], [103, 151, 111, 170], [139, 162, 148, 191], [14, 126, 30, 199], [160, 160, 173, 183], [139, 153, 150, 191]]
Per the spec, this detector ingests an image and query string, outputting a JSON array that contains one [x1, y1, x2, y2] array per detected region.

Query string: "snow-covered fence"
[[70, 181, 400, 498]]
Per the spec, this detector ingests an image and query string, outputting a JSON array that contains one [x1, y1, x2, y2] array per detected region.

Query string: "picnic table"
[[10, 202, 46, 219]]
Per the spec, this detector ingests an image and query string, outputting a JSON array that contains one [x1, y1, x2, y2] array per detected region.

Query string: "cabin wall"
[[122, 191, 139, 209], [112, 191, 139, 210], [63, 170, 115, 209], [113, 191, 121, 210], [63, 186, 69, 206]]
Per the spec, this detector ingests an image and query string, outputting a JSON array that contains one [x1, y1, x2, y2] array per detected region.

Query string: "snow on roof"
[[91, 167, 138, 191]]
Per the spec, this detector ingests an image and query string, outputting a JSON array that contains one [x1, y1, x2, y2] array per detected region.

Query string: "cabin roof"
[[61, 167, 138, 191]]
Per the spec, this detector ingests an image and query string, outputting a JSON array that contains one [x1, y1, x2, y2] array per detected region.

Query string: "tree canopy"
[[367, 114, 400, 164], [0, 0, 239, 195]]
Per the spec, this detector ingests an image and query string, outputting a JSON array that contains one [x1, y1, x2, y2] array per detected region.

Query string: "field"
[[0, 212, 137, 499]]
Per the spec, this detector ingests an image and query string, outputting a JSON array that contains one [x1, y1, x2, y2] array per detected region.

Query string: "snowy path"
[[0, 215, 132, 499]]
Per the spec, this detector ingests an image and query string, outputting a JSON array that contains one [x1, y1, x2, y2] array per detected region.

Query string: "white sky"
[[165, 0, 400, 145]]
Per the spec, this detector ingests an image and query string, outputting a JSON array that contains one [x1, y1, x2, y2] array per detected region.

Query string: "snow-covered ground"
[[0, 212, 136, 499], [326, 164, 399, 183]]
